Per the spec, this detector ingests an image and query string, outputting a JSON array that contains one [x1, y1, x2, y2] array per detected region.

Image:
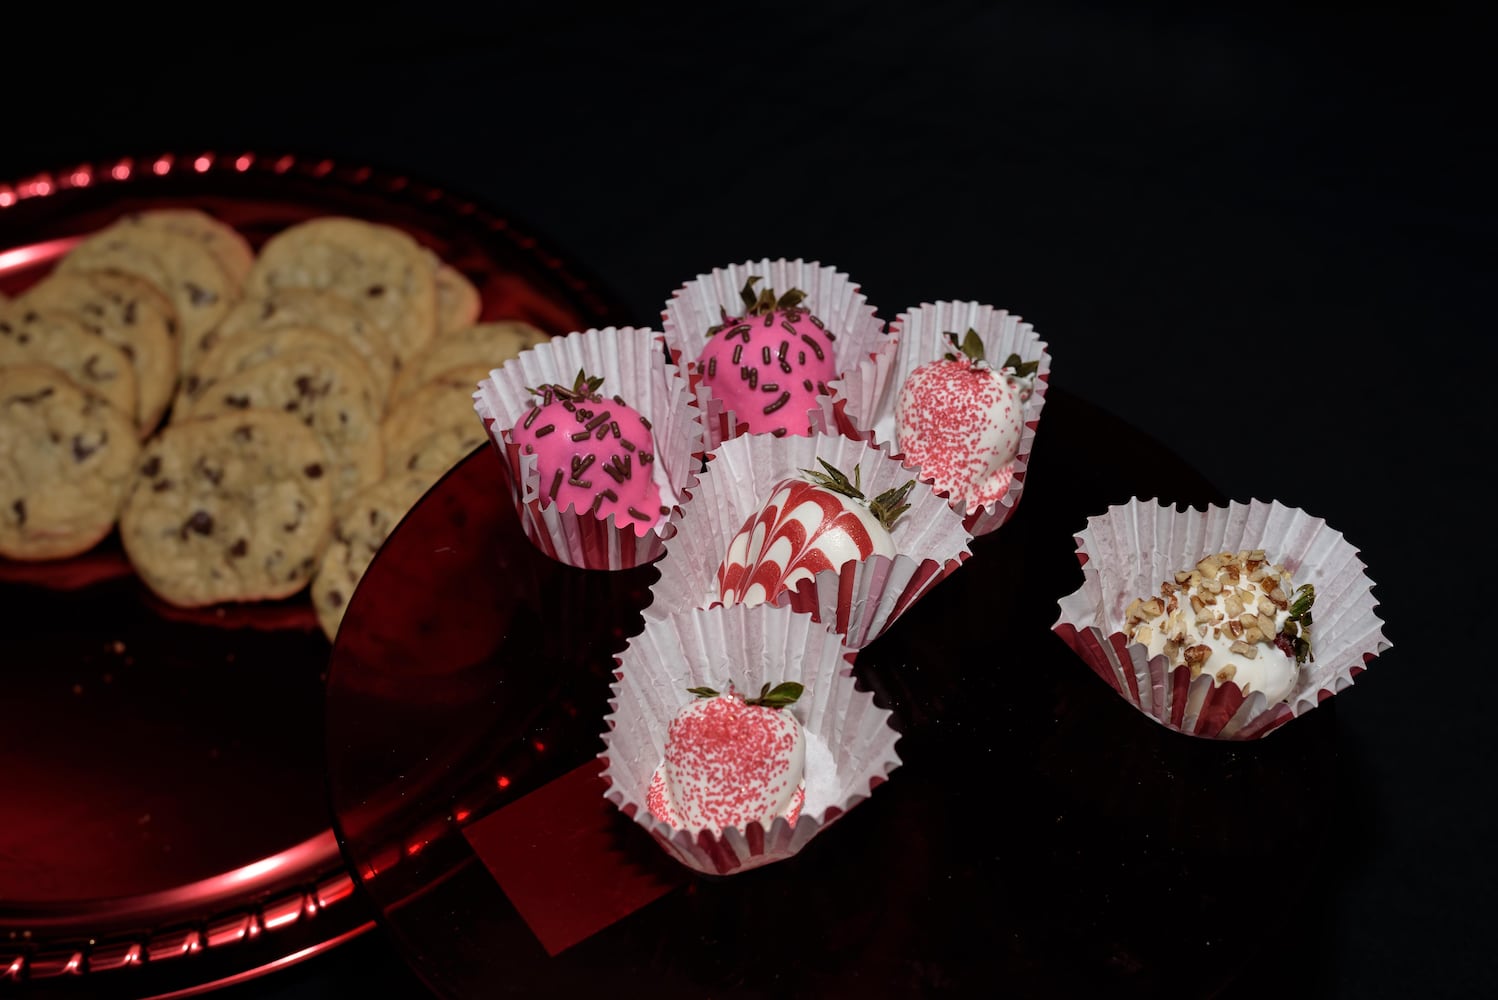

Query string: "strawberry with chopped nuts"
[[715, 459, 915, 607], [646, 681, 807, 835], [893, 328, 1038, 513], [696, 276, 839, 437]]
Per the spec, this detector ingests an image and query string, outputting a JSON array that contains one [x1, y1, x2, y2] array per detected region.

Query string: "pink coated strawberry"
[[696, 277, 839, 437], [510, 369, 665, 536], [716, 460, 914, 607], [893, 329, 1037, 514], [647, 681, 807, 835]]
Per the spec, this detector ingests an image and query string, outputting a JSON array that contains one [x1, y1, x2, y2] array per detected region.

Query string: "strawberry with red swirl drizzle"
[[510, 369, 664, 536], [716, 460, 915, 607], [647, 681, 807, 835], [696, 276, 839, 437]]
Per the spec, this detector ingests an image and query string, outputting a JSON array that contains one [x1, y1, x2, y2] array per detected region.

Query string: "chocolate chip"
[[11, 498, 25, 525], [228, 538, 248, 558], [304, 463, 323, 479], [365, 284, 385, 298], [152, 478, 173, 492], [327, 589, 344, 607], [225, 394, 251, 409], [72, 433, 102, 462], [141, 455, 161, 477], [182, 509, 214, 537], [185, 282, 218, 307], [123, 300, 137, 325]]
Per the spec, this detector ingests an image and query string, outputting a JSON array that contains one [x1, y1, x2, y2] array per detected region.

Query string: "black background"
[[3, 3, 1493, 997]]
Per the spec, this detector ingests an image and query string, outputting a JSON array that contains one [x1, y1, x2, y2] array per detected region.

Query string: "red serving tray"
[[0, 150, 625, 998]]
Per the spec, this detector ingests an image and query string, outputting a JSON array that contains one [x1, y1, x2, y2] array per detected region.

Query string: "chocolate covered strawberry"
[[893, 328, 1038, 514], [696, 276, 839, 437], [716, 460, 914, 607], [646, 681, 807, 835], [510, 368, 664, 535]]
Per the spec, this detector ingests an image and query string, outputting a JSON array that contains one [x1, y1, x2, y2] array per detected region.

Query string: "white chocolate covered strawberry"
[[510, 369, 664, 535], [715, 460, 914, 607], [893, 329, 1038, 514], [646, 681, 807, 835], [696, 277, 838, 437]]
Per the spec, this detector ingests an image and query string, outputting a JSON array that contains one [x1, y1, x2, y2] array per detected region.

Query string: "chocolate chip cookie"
[[388, 320, 548, 404], [0, 364, 141, 561], [60, 219, 238, 368], [178, 348, 384, 505], [122, 208, 256, 289], [246, 217, 437, 366], [0, 306, 139, 427], [310, 472, 433, 641], [118, 409, 334, 606], [195, 287, 397, 403], [380, 363, 491, 477], [19, 269, 179, 434]]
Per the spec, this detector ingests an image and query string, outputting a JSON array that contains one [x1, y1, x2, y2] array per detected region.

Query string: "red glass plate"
[[325, 389, 1342, 999], [0, 151, 624, 998]]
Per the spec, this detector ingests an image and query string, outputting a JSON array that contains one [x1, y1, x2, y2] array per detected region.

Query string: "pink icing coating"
[[894, 357, 1023, 513], [696, 307, 838, 437], [646, 689, 806, 835], [716, 476, 895, 606], [509, 379, 663, 536]]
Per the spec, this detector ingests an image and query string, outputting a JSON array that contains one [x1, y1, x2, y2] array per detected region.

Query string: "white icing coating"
[[1125, 551, 1308, 705]]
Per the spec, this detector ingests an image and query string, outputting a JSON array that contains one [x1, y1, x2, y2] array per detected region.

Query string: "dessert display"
[[474, 325, 704, 570], [645, 681, 808, 835], [893, 328, 1037, 515], [695, 277, 839, 437], [646, 429, 971, 649], [0, 206, 546, 633], [1124, 550, 1315, 707], [660, 258, 887, 450], [1053, 497, 1389, 740], [600, 602, 902, 876], [716, 460, 913, 608], [828, 300, 1050, 537]]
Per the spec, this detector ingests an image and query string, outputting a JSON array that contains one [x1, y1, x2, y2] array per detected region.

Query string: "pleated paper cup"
[[1052, 497, 1390, 740], [647, 426, 972, 649], [827, 301, 1050, 537], [599, 602, 903, 876], [660, 258, 889, 450], [473, 326, 704, 570]]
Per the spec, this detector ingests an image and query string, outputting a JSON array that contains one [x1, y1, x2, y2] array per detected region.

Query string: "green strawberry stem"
[[800, 459, 915, 532], [739, 276, 808, 316], [940, 328, 1041, 379], [526, 368, 604, 403], [686, 681, 804, 709]]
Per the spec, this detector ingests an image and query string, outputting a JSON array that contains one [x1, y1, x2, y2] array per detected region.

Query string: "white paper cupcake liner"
[[660, 258, 889, 450], [1051, 497, 1390, 740], [473, 326, 705, 570], [647, 427, 972, 649], [599, 602, 902, 876], [827, 301, 1051, 538]]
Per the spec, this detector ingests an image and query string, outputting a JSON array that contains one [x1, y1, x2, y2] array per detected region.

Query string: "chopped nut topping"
[[1229, 641, 1259, 659], [1215, 663, 1238, 683]]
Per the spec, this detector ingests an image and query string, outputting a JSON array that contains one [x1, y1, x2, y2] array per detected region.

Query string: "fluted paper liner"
[[599, 602, 902, 876], [1052, 497, 1390, 740], [660, 258, 888, 450], [648, 427, 972, 649], [826, 300, 1051, 537], [474, 326, 704, 569]]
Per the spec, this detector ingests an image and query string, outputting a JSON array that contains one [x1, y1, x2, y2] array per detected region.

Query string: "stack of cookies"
[[0, 209, 548, 640]]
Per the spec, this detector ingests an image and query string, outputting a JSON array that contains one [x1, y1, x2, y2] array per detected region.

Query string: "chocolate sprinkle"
[[763, 391, 792, 415]]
